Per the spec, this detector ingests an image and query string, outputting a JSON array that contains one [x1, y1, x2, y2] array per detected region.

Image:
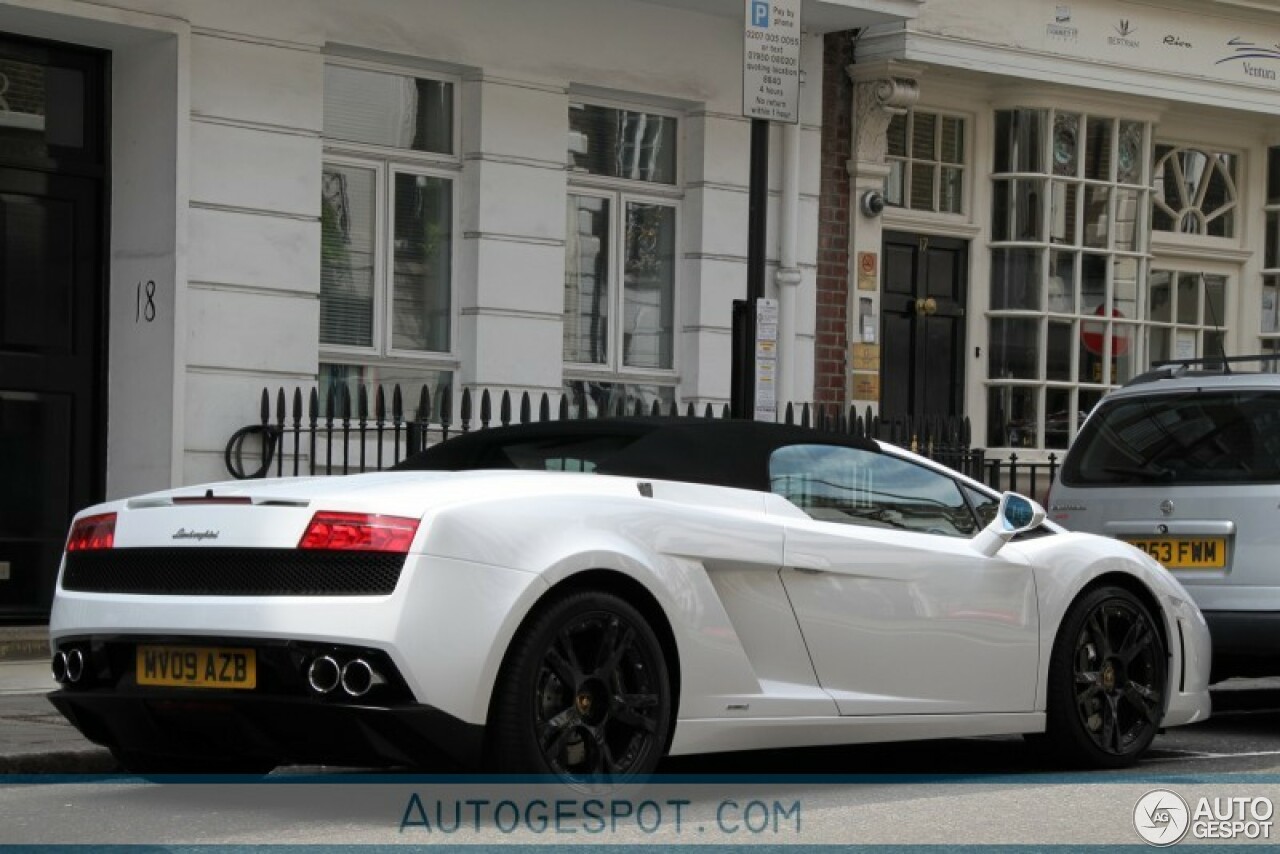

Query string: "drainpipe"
[[776, 119, 803, 411]]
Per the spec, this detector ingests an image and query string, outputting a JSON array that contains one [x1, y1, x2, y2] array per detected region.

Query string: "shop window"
[[987, 110, 1151, 450], [1152, 146, 1238, 238], [565, 101, 679, 398], [885, 109, 965, 213], [320, 62, 457, 400]]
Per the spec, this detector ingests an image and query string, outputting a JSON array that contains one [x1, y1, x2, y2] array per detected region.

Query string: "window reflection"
[[769, 444, 978, 536]]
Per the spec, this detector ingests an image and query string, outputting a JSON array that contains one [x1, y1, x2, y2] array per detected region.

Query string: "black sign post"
[[732, 117, 770, 419], [737, 0, 798, 419]]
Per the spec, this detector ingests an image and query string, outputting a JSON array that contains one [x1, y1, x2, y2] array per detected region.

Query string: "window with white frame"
[[885, 109, 966, 213], [564, 100, 679, 414], [319, 62, 456, 410], [987, 109, 1151, 450], [1146, 268, 1227, 363], [1152, 145, 1238, 238]]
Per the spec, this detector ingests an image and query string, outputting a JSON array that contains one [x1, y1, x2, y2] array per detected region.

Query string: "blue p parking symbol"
[[751, 0, 769, 27]]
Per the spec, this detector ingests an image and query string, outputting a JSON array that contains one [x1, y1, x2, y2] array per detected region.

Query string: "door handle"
[[914, 297, 937, 316]]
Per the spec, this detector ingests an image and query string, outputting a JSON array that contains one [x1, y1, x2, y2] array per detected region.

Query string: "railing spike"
[[685, 401, 695, 418], [559, 394, 569, 421], [540, 392, 551, 422], [500, 389, 511, 426], [519, 391, 531, 424], [460, 388, 473, 432], [703, 403, 714, 419], [651, 400, 661, 417], [801, 402, 810, 428], [259, 388, 270, 423], [784, 401, 794, 425], [481, 389, 493, 428]]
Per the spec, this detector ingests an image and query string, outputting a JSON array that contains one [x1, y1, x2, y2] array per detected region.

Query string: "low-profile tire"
[[488, 589, 672, 782], [1044, 585, 1167, 768], [111, 748, 277, 777]]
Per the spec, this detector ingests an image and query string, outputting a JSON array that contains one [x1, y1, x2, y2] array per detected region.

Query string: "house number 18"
[[136, 280, 156, 323]]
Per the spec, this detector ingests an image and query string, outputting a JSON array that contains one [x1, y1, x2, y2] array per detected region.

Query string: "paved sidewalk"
[[0, 659, 115, 774]]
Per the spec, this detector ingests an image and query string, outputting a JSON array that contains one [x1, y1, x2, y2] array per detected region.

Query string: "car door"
[[771, 444, 1039, 715]]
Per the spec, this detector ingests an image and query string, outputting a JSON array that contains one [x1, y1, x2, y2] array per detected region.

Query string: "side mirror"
[[971, 492, 1046, 557]]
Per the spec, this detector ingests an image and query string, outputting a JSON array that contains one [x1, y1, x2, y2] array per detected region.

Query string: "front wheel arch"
[[1044, 581, 1169, 767], [1072, 572, 1171, 666]]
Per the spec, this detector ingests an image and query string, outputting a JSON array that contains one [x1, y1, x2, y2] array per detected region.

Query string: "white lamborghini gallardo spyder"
[[48, 418, 1211, 778]]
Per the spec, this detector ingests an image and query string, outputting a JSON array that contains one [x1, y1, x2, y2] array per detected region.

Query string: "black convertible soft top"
[[393, 417, 881, 492]]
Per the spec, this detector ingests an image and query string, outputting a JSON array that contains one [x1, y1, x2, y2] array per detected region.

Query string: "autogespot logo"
[[1134, 790, 1190, 846]]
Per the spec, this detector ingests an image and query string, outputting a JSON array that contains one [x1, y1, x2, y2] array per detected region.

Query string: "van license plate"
[[1122, 537, 1226, 569], [136, 646, 257, 689]]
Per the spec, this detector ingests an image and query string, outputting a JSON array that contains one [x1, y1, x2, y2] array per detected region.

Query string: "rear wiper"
[[1102, 463, 1175, 482]]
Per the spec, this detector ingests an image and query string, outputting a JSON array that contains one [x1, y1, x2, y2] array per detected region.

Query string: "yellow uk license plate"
[[136, 645, 257, 689], [1122, 537, 1227, 569]]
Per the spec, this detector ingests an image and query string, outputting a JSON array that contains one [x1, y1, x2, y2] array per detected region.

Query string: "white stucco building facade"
[[841, 0, 1280, 454], [0, 0, 921, 619]]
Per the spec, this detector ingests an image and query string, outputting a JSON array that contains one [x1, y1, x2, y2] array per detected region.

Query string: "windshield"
[[1061, 390, 1280, 486]]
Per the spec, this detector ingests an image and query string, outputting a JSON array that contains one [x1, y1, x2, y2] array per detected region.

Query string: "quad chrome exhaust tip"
[[306, 655, 341, 694], [51, 651, 67, 683], [306, 654, 383, 697], [66, 648, 85, 683], [52, 649, 86, 684], [340, 658, 378, 697]]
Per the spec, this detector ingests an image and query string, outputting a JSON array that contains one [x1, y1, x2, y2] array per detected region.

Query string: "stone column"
[[844, 61, 920, 416]]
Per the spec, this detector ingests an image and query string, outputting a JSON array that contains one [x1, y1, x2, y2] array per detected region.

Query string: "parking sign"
[[743, 0, 802, 123]]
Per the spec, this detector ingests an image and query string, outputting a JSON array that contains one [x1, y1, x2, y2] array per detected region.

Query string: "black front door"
[[880, 231, 968, 421], [0, 36, 107, 622]]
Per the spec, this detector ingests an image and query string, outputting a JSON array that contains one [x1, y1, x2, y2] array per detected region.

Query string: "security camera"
[[860, 189, 886, 218]]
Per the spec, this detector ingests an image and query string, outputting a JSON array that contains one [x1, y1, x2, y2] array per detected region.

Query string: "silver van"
[[1050, 356, 1280, 679]]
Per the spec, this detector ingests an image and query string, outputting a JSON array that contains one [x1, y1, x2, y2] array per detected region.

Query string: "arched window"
[[1152, 146, 1238, 238]]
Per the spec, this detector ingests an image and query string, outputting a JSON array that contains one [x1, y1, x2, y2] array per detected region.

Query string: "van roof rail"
[[1152, 354, 1280, 372], [1123, 354, 1280, 387]]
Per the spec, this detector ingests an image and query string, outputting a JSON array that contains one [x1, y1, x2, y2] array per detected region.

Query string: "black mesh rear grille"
[[62, 548, 405, 596]]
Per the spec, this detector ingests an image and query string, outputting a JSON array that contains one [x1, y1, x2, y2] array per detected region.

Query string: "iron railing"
[[224, 384, 1056, 498]]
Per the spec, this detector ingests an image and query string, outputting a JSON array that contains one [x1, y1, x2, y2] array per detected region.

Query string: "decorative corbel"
[[850, 73, 920, 165]]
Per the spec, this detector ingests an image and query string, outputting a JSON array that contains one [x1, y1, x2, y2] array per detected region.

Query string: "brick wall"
[[815, 31, 855, 407]]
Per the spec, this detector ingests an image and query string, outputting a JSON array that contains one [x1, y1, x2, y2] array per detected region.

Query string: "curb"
[[0, 748, 117, 775], [0, 627, 47, 663]]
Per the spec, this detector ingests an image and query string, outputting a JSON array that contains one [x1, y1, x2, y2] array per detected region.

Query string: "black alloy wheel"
[[489, 590, 671, 782], [1046, 585, 1167, 767]]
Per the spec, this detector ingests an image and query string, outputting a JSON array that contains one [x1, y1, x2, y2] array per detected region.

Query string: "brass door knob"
[[915, 297, 938, 316]]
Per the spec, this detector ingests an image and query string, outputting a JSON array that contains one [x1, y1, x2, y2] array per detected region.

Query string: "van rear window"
[[1062, 391, 1280, 486]]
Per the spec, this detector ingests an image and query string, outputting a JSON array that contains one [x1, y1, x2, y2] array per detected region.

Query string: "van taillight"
[[66, 513, 117, 551], [298, 512, 420, 553]]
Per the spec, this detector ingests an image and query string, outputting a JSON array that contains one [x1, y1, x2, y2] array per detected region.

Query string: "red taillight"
[[66, 513, 117, 551], [298, 512, 420, 553]]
